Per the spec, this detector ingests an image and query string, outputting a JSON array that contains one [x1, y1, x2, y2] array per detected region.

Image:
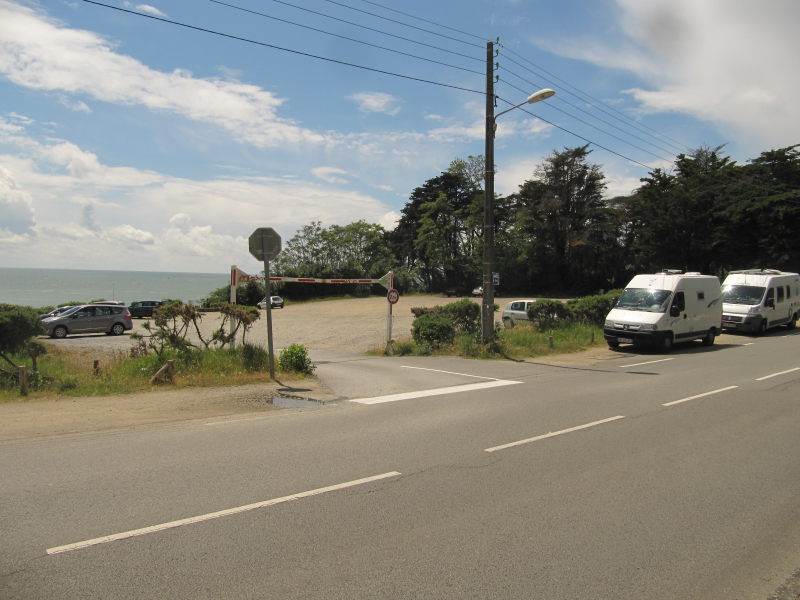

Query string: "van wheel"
[[661, 333, 674, 352], [787, 313, 797, 329], [702, 328, 716, 346], [757, 320, 767, 336], [503, 317, 514, 328]]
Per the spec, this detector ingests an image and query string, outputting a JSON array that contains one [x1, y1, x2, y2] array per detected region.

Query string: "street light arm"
[[494, 88, 556, 119]]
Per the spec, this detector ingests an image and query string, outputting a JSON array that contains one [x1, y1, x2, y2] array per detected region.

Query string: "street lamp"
[[481, 41, 555, 343]]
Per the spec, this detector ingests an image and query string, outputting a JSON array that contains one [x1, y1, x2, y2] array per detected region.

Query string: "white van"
[[604, 271, 722, 351], [721, 269, 800, 334]]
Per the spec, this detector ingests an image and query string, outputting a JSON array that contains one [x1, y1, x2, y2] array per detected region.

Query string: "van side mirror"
[[670, 306, 681, 317], [766, 299, 775, 308]]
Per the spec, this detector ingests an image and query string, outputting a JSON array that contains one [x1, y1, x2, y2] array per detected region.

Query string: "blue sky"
[[1, 0, 797, 273]]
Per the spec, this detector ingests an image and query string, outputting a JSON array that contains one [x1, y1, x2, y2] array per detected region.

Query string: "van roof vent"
[[730, 268, 782, 275], [660, 269, 683, 274], [685, 272, 701, 275]]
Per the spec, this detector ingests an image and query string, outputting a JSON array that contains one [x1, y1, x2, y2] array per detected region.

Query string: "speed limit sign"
[[387, 288, 400, 304]]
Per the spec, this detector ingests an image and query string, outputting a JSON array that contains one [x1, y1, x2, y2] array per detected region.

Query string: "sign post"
[[248, 227, 282, 379], [385, 273, 398, 355]]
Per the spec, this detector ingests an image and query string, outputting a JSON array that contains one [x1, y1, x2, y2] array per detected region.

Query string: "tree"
[[508, 145, 611, 292], [0, 304, 43, 371]]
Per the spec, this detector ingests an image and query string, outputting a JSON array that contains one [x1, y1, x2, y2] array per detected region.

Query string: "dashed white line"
[[619, 358, 675, 368], [46, 471, 401, 555], [755, 367, 800, 381], [484, 415, 626, 453], [661, 386, 739, 407]]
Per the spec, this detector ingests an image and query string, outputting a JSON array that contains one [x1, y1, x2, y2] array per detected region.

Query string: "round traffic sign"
[[387, 288, 400, 304]]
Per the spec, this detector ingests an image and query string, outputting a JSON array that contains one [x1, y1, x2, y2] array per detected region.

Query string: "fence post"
[[18, 366, 28, 397], [93, 360, 100, 376]]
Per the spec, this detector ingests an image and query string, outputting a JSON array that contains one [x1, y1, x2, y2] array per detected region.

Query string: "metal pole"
[[481, 40, 496, 343], [263, 256, 276, 379]]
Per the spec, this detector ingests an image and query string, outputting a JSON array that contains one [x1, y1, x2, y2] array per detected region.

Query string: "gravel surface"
[[38, 294, 485, 356]]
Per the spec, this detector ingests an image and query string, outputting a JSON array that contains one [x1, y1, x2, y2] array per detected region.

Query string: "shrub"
[[527, 299, 570, 330], [240, 343, 269, 372], [410, 299, 484, 333], [412, 313, 455, 348], [278, 344, 315, 374], [566, 289, 623, 325], [0, 304, 43, 371]]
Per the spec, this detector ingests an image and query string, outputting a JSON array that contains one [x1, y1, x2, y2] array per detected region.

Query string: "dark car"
[[41, 304, 133, 338], [257, 296, 284, 309], [40, 305, 76, 320], [128, 300, 165, 318]]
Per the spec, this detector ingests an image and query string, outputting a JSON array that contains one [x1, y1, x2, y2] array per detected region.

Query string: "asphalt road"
[[2, 330, 800, 598]]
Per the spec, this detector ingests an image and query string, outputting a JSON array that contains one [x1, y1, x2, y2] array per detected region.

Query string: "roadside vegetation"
[[0, 301, 315, 402], [384, 291, 620, 360]]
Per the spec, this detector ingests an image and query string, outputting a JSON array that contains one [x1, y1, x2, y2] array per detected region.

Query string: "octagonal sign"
[[249, 227, 282, 261]]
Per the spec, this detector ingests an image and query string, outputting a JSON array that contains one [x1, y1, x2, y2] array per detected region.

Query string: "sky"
[[0, 0, 797, 274]]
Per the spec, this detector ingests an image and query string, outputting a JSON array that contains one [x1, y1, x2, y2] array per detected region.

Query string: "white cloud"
[[123, 3, 167, 18], [0, 165, 35, 235], [349, 92, 402, 116], [0, 1, 325, 148], [311, 167, 349, 184], [547, 0, 800, 154]]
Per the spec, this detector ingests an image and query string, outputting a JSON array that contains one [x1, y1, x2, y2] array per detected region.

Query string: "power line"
[[500, 44, 691, 153], [80, 0, 484, 96], [258, 0, 483, 63], [210, 0, 483, 75], [353, 0, 488, 42]]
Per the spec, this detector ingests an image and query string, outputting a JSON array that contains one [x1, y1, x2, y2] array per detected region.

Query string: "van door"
[[670, 291, 688, 338], [765, 287, 777, 326]]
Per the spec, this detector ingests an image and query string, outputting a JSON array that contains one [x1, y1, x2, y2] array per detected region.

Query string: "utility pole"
[[481, 40, 496, 344]]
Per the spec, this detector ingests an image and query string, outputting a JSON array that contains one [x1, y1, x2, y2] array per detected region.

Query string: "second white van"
[[604, 271, 722, 351], [721, 269, 800, 334]]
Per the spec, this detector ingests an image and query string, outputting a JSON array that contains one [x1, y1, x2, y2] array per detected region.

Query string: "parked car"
[[471, 286, 483, 297], [501, 299, 538, 328], [128, 300, 165, 318], [257, 296, 284, 309], [40, 305, 76, 320], [41, 303, 133, 338]]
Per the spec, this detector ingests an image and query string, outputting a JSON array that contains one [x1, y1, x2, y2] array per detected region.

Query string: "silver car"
[[501, 299, 538, 328], [41, 304, 133, 338]]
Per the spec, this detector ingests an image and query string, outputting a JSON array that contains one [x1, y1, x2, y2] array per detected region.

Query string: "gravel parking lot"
[[39, 294, 484, 356]]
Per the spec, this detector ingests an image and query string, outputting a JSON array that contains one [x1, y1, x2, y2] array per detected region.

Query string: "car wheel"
[[52, 326, 68, 339], [661, 333, 674, 352], [607, 340, 620, 349], [702, 328, 716, 346], [110, 323, 125, 336]]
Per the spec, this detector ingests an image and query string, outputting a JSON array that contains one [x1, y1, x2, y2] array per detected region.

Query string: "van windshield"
[[722, 284, 765, 305], [616, 288, 672, 312]]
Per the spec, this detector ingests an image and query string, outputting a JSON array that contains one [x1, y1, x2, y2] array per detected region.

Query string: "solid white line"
[[661, 386, 738, 407], [46, 471, 401, 556], [351, 379, 522, 405], [755, 367, 800, 381], [402, 365, 503, 380], [484, 415, 626, 453], [619, 358, 675, 368]]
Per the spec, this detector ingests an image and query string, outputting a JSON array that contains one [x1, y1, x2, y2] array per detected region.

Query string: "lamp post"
[[481, 40, 555, 343]]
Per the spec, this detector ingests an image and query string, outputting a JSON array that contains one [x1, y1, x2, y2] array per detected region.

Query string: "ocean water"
[[0, 267, 229, 308]]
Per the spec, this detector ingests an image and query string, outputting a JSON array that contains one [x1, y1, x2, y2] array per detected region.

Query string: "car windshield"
[[722, 284, 765, 305], [616, 288, 672, 312], [60, 305, 82, 316]]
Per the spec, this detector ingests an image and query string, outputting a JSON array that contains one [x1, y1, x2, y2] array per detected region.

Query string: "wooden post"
[[93, 360, 100, 376], [18, 366, 28, 397], [149, 359, 175, 385]]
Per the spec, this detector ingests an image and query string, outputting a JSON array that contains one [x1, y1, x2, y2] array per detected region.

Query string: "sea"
[[0, 267, 230, 309]]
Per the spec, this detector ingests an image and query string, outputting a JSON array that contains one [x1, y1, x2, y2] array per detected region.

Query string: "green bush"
[[410, 299, 484, 333], [566, 289, 622, 325], [412, 313, 456, 348], [240, 343, 269, 372], [278, 344, 315, 374], [527, 299, 570, 330]]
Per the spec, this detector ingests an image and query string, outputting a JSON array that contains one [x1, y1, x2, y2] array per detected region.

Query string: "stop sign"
[[249, 227, 281, 261]]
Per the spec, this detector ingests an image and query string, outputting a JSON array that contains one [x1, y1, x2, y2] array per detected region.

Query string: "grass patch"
[[0, 345, 308, 402], [377, 322, 604, 359]]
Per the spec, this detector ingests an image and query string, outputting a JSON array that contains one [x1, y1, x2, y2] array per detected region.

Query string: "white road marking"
[[661, 386, 739, 407], [619, 358, 675, 368], [484, 415, 626, 453], [402, 366, 505, 380], [755, 367, 800, 381], [46, 471, 401, 556], [351, 379, 523, 405]]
